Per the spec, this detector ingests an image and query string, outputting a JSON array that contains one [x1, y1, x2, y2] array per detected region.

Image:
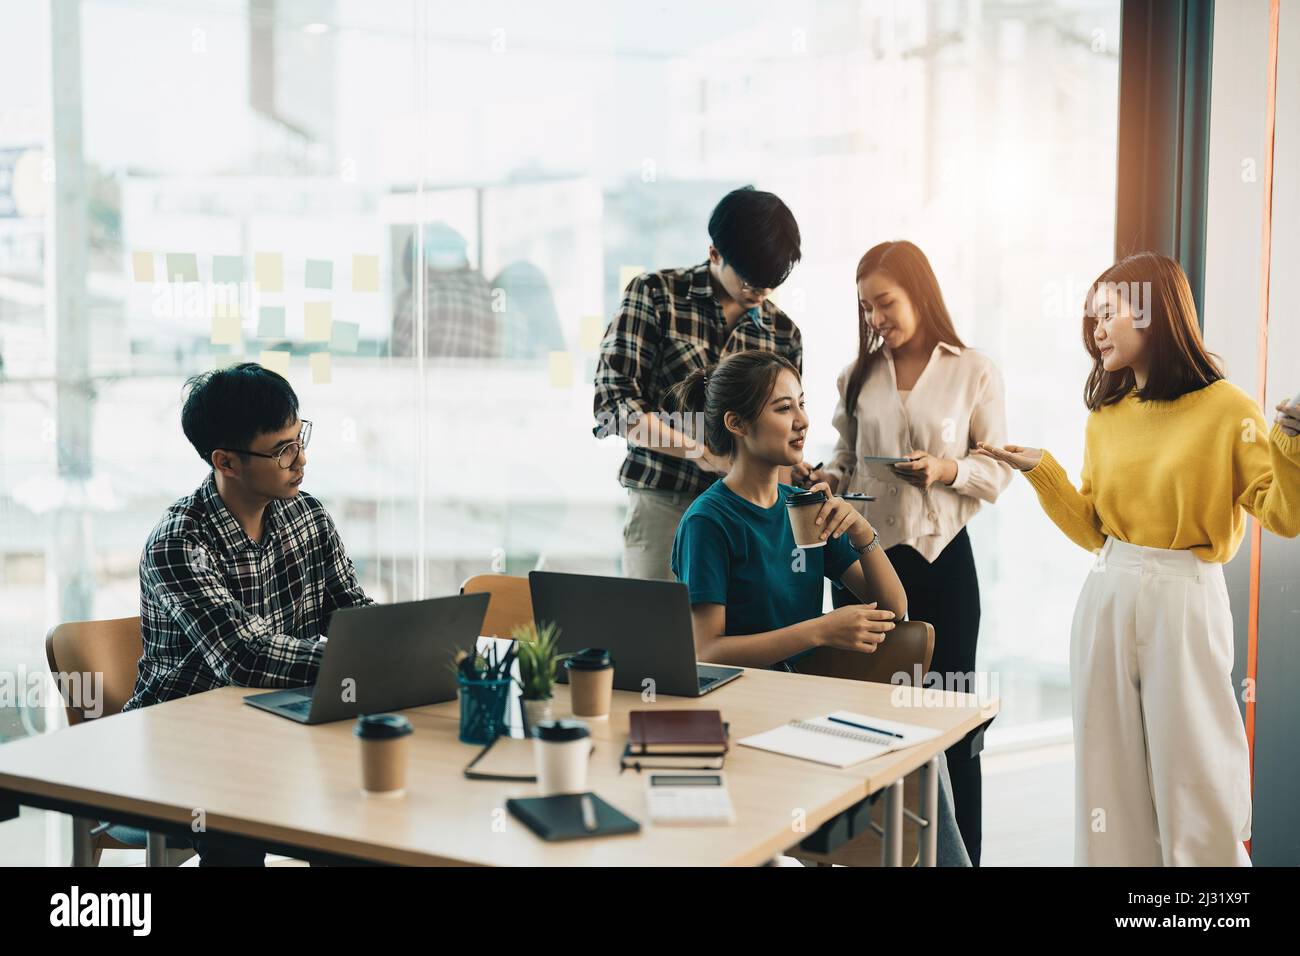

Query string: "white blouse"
[[825, 342, 1013, 562]]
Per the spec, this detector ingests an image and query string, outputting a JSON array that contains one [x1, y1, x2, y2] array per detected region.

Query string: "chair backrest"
[[459, 574, 533, 639], [44, 617, 143, 726], [795, 620, 934, 686]]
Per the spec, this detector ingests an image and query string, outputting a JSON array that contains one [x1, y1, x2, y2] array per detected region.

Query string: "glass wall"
[[0, 0, 1120, 862]]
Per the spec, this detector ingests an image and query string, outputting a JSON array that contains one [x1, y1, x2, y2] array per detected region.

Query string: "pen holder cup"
[[457, 676, 512, 745]]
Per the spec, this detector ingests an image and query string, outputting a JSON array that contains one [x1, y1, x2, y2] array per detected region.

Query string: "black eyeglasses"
[[726, 261, 773, 295], [222, 420, 312, 469]]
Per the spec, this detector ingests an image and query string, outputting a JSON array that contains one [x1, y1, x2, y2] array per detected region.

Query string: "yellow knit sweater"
[[1024, 380, 1300, 563]]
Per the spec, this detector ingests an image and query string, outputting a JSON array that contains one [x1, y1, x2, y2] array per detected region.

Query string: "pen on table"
[[828, 714, 904, 738], [580, 793, 598, 831]]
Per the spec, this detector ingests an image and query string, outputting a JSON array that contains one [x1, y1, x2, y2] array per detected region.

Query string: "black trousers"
[[833, 526, 985, 865]]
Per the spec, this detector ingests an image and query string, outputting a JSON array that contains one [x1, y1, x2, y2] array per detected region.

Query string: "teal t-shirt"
[[670, 481, 859, 637]]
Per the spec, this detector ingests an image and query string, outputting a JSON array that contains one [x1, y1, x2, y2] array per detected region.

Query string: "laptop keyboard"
[[280, 698, 313, 714], [698, 675, 719, 689]]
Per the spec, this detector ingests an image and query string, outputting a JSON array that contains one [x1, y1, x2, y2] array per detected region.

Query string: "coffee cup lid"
[[563, 648, 613, 671], [533, 718, 590, 742], [787, 489, 827, 507], [353, 713, 413, 739]]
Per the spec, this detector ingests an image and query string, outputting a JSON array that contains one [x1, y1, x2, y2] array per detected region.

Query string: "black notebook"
[[506, 793, 640, 842]]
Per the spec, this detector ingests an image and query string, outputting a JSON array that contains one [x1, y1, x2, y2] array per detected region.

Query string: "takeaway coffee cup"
[[532, 719, 591, 796], [564, 648, 614, 719], [786, 489, 828, 548], [354, 713, 413, 797]]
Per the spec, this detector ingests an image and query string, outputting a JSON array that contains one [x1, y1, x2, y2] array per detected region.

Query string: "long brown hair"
[[1082, 252, 1223, 410], [844, 241, 966, 415], [665, 350, 800, 459]]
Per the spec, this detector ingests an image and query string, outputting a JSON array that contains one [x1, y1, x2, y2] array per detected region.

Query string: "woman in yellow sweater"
[[976, 252, 1300, 867]]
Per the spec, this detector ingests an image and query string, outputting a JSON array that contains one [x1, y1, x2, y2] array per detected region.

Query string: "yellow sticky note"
[[304, 302, 332, 341], [310, 352, 332, 384], [352, 253, 379, 292], [548, 351, 572, 389], [132, 251, 154, 283], [580, 315, 604, 351], [211, 315, 241, 345], [213, 297, 240, 319], [618, 265, 645, 294], [259, 349, 291, 375], [254, 252, 283, 292]]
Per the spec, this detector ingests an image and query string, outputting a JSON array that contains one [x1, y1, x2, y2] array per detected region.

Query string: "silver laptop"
[[243, 592, 489, 724], [528, 571, 742, 698]]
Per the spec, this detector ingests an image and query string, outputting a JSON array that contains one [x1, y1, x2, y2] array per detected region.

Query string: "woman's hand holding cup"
[[806, 480, 872, 544]]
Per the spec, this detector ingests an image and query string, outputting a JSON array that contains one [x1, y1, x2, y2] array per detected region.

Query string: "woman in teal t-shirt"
[[668, 349, 970, 866], [669, 350, 906, 666]]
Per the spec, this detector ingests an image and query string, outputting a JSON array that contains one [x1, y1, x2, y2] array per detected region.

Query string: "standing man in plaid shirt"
[[127, 362, 373, 864], [593, 186, 804, 580]]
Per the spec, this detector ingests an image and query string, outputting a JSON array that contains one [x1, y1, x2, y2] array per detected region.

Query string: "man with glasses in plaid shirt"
[[125, 363, 373, 864], [593, 186, 805, 580]]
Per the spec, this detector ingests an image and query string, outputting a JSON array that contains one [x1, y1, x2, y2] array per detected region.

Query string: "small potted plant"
[[451, 640, 516, 745], [512, 620, 562, 735]]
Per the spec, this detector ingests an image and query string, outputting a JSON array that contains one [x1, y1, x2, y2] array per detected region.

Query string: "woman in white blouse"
[[795, 240, 1013, 865]]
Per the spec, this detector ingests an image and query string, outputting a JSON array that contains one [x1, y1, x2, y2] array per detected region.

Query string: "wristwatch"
[[855, 530, 880, 557]]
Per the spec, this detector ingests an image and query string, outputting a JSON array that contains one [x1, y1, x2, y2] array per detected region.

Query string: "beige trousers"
[[621, 488, 696, 581]]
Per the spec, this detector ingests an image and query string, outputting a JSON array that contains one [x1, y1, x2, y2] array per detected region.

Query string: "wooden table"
[[0, 668, 995, 866]]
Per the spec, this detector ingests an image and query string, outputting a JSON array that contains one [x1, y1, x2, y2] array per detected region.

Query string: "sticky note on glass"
[[548, 351, 573, 389], [132, 251, 155, 283], [305, 259, 334, 290], [352, 254, 379, 292], [259, 349, 290, 375], [255, 252, 283, 292], [212, 255, 244, 283], [618, 265, 645, 293], [584, 356, 599, 383], [258, 306, 286, 338], [213, 297, 240, 319], [166, 253, 199, 283], [304, 302, 332, 341], [580, 315, 604, 351], [330, 320, 359, 353], [310, 352, 332, 384], [211, 315, 241, 345]]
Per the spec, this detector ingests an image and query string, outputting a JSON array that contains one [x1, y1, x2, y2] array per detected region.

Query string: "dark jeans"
[[833, 525, 985, 865], [191, 832, 267, 867]]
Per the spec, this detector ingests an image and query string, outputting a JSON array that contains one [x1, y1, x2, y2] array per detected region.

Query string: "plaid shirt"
[[592, 261, 803, 494], [124, 474, 373, 711], [391, 267, 498, 358]]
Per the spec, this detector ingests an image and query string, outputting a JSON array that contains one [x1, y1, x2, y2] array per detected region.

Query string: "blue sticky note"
[[305, 259, 334, 290], [165, 253, 199, 283], [212, 255, 244, 283], [329, 320, 360, 353], [257, 306, 286, 339]]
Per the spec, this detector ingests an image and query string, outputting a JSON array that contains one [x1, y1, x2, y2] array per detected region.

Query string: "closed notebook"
[[507, 793, 640, 842], [628, 709, 727, 754], [738, 711, 941, 768], [620, 744, 726, 772]]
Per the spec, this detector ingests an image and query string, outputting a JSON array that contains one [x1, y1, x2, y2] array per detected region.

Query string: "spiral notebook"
[[738, 711, 941, 768]]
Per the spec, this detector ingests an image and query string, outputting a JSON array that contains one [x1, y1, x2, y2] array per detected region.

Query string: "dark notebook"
[[628, 709, 728, 754], [506, 793, 640, 842]]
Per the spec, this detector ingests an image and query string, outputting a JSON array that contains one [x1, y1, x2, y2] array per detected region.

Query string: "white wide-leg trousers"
[[1070, 536, 1252, 866]]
